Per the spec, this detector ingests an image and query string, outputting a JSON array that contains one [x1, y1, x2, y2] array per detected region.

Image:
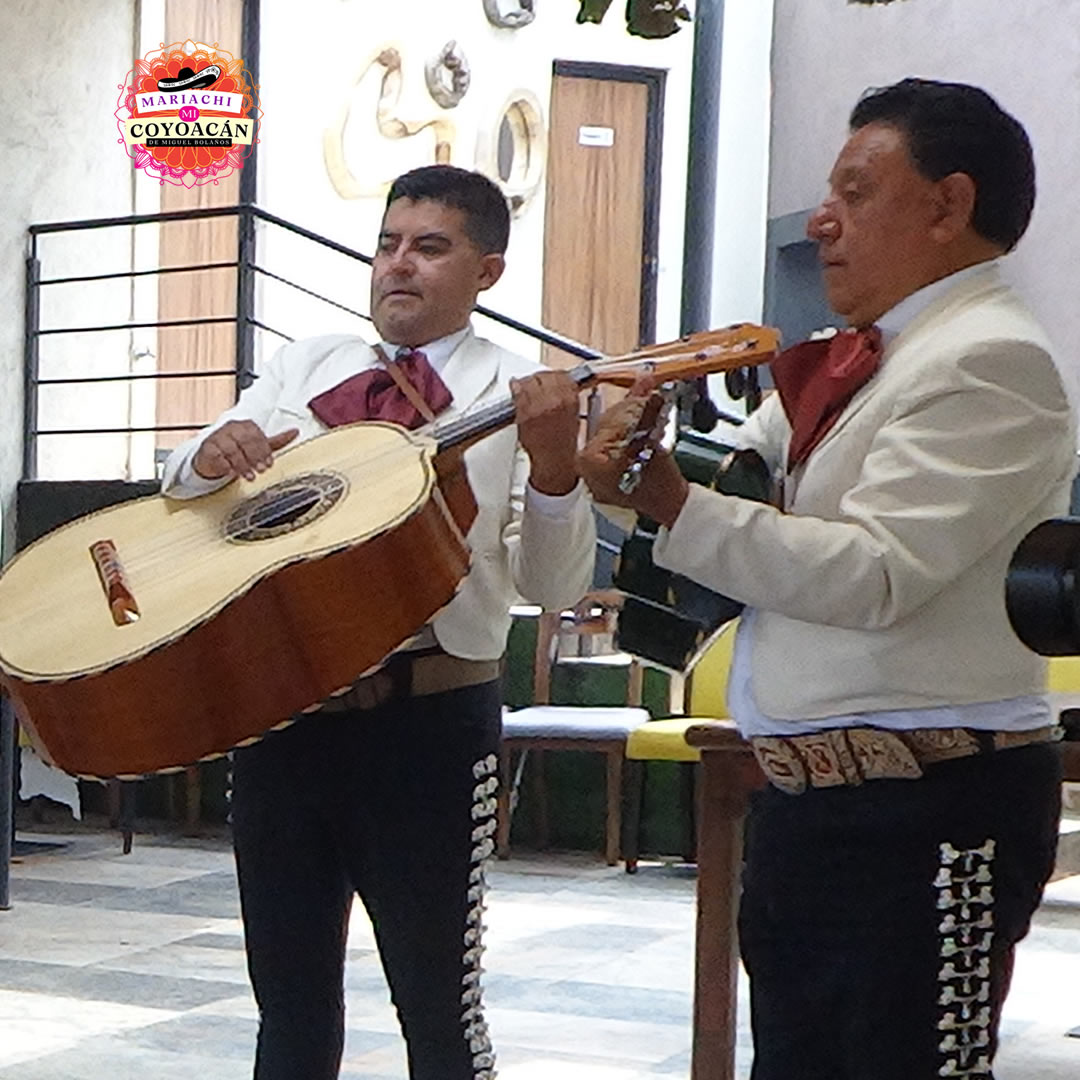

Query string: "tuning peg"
[[725, 367, 748, 400]]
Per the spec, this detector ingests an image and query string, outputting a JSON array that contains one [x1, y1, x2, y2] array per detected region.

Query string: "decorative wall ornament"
[[475, 90, 548, 217], [482, 0, 536, 29], [625, 0, 692, 38], [576, 0, 616, 24], [577, 0, 691, 38], [425, 40, 471, 109], [324, 45, 456, 200]]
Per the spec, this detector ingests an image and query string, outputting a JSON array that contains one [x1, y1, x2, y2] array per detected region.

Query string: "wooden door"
[[154, 0, 245, 452], [541, 68, 659, 370]]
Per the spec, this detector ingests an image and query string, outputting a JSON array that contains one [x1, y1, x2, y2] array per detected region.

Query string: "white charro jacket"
[[654, 264, 1076, 720], [161, 328, 596, 662]]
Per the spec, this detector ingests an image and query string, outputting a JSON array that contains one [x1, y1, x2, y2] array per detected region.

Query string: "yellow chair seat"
[[626, 717, 703, 762], [1047, 656, 1080, 693]]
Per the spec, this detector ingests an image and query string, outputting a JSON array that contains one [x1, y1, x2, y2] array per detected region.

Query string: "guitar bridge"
[[89, 540, 140, 626]]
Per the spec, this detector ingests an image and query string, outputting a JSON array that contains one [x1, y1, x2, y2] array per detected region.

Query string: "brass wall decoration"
[[425, 40, 471, 109], [482, 0, 536, 29], [324, 46, 456, 200]]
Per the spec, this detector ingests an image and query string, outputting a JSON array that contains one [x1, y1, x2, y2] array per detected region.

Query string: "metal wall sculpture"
[[482, 0, 536, 29], [577, 0, 691, 37], [425, 40, 471, 109]]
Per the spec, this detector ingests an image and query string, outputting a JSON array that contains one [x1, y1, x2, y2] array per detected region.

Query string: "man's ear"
[[929, 172, 978, 244], [477, 253, 506, 292]]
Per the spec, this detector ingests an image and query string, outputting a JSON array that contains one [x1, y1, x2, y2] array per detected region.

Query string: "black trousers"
[[738, 742, 1062, 1080], [230, 680, 502, 1080]]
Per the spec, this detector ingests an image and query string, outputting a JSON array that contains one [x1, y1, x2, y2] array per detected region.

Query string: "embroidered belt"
[[315, 652, 501, 713], [749, 725, 1060, 795]]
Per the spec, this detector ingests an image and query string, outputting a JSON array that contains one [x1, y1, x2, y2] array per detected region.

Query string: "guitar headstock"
[[615, 385, 680, 496], [597, 323, 780, 388]]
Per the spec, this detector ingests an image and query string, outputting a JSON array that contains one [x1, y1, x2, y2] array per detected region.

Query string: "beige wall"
[[254, 0, 698, 363], [0, 0, 139, 525]]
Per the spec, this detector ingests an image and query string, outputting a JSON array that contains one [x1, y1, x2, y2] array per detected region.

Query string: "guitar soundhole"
[[223, 471, 349, 543]]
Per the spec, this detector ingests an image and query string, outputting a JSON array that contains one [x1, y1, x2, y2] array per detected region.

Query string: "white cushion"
[[501, 705, 650, 741]]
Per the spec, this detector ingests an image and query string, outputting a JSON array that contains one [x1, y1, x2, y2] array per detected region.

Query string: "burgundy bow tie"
[[307, 347, 454, 430], [770, 326, 883, 472]]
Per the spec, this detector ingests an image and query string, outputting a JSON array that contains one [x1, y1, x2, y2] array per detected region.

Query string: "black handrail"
[[29, 203, 603, 354], [23, 202, 601, 477]]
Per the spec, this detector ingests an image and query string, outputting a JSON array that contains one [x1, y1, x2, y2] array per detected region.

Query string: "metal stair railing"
[[23, 202, 603, 481]]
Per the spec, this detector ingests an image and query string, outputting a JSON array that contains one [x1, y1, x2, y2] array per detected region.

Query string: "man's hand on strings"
[[192, 420, 300, 481], [578, 385, 689, 529], [511, 370, 583, 496]]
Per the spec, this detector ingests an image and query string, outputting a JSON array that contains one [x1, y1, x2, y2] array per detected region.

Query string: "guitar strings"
[[68, 339, 771, 582], [114, 437, 454, 575]]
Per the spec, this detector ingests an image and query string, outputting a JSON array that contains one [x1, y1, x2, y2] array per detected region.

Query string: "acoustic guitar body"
[[0, 422, 474, 778]]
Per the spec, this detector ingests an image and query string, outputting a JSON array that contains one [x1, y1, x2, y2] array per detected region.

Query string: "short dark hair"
[[849, 78, 1035, 252], [385, 165, 511, 255]]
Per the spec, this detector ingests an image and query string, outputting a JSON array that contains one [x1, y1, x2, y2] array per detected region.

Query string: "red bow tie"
[[307, 347, 453, 430], [770, 327, 883, 472]]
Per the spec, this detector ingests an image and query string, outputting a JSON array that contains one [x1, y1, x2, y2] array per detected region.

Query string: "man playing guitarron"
[[162, 165, 596, 1080]]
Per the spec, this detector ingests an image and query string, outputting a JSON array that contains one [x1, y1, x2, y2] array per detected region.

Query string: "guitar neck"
[[433, 323, 779, 455], [434, 363, 594, 455]]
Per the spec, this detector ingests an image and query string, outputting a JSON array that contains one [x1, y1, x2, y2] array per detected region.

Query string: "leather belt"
[[749, 725, 1060, 796], [314, 652, 502, 714]]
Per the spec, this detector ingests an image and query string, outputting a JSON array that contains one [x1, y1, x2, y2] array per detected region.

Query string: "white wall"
[[711, 0, 774, 329], [0, 0, 139, 522], [707, 0, 775, 413], [769, 0, 1080, 394], [0, 0, 778, 492], [254, 0, 698, 361]]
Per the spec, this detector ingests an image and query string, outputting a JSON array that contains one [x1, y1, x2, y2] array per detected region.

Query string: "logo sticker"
[[116, 39, 261, 187]]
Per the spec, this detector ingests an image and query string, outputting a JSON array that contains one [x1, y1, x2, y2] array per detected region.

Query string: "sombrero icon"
[[157, 64, 222, 92]]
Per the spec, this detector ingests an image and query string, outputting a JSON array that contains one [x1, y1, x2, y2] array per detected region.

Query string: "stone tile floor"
[[1, 822, 1079, 1079]]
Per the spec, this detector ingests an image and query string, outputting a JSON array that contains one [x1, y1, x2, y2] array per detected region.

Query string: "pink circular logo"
[[178, 105, 200, 122]]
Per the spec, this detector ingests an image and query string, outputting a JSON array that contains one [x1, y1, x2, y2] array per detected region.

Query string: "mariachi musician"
[[162, 165, 595, 1080], [580, 78, 1076, 1080]]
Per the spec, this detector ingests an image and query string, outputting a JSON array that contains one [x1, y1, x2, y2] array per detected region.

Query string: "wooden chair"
[[497, 597, 650, 865]]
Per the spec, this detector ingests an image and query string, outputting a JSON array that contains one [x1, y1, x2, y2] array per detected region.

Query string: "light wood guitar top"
[[0, 422, 437, 680]]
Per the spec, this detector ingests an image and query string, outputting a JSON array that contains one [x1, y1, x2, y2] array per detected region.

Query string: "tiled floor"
[[1, 822, 1079, 1079]]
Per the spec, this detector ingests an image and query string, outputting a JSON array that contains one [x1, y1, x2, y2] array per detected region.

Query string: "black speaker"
[[15, 479, 161, 551]]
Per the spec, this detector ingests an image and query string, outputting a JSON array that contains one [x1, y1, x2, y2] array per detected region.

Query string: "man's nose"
[[807, 203, 839, 243], [381, 246, 415, 276]]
